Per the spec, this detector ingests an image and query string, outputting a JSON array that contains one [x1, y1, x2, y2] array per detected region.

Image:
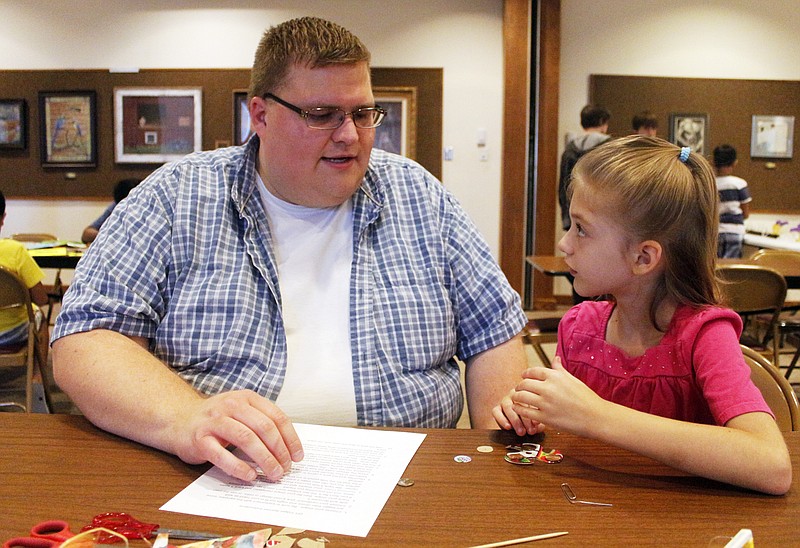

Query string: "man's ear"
[[249, 96, 268, 132], [632, 240, 663, 275]]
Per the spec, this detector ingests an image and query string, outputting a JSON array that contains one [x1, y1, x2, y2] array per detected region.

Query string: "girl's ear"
[[632, 240, 663, 275]]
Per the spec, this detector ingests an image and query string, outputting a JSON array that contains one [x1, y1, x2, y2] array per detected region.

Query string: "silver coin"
[[397, 477, 415, 487]]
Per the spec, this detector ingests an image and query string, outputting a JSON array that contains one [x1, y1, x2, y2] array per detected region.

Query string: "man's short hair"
[[580, 105, 611, 129], [113, 178, 140, 204], [249, 17, 371, 100], [713, 144, 737, 168], [632, 111, 658, 131]]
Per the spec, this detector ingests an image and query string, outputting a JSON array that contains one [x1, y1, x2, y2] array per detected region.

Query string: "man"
[[632, 110, 658, 137], [52, 17, 528, 483], [558, 105, 611, 231]]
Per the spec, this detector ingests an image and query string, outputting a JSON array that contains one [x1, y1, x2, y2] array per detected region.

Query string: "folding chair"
[[717, 264, 786, 368], [740, 344, 800, 431]]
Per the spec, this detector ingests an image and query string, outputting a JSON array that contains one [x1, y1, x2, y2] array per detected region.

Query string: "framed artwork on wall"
[[0, 99, 26, 150], [114, 87, 202, 163], [669, 113, 707, 155], [751, 115, 794, 159], [233, 90, 253, 145], [373, 86, 417, 159], [39, 91, 97, 167]]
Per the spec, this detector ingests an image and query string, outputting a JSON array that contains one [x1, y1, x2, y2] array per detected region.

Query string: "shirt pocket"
[[373, 264, 457, 372]]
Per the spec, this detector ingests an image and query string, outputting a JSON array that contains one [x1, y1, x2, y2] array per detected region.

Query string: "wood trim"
[[501, 0, 560, 309], [532, 0, 560, 309], [499, 0, 532, 295]]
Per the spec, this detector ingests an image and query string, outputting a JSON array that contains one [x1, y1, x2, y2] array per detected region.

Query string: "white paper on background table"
[[160, 423, 426, 537]]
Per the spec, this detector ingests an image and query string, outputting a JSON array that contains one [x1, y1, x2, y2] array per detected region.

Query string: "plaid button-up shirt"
[[54, 140, 526, 427]]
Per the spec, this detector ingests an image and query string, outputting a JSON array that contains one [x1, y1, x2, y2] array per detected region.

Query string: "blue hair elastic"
[[679, 147, 691, 163]]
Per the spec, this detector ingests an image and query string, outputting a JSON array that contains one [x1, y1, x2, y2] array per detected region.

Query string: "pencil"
[[468, 531, 569, 548]]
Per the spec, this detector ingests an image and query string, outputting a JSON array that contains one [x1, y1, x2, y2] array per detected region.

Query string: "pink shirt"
[[556, 301, 772, 425]]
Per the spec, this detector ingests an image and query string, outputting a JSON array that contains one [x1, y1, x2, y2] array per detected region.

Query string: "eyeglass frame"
[[262, 92, 386, 130]]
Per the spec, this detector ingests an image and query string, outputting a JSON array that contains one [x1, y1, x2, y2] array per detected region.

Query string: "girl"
[[494, 136, 792, 495]]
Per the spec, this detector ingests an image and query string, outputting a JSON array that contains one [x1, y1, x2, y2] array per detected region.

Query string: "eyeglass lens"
[[305, 108, 384, 129]]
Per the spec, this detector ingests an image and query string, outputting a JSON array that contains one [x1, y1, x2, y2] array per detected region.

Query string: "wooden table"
[[1, 414, 797, 546], [528, 255, 800, 289], [29, 247, 84, 270], [526, 255, 569, 278]]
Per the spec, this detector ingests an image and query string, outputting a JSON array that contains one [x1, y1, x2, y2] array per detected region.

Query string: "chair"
[[750, 249, 800, 361], [740, 344, 800, 431], [11, 233, 63, 326], [716, 264, 786, 367], [0, 267, 51, 412], [10, 233, 58, 243], [523, 315, 562, 367]]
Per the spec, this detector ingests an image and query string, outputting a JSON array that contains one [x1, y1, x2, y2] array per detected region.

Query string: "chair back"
[[741, 344, 800, 431], [0, 267, 36, 412], [0, 267, 34, 319], [10, 233, 58, 243], [717, 264, 786, 365], [750, 248, 800, 273]]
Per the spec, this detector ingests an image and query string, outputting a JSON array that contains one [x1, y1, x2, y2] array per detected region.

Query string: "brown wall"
[[590, 75, 800, 212], [0, 67, 441, 199]]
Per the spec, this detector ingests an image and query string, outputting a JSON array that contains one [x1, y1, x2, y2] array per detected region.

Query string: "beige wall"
[[1, 1, 504, 255]]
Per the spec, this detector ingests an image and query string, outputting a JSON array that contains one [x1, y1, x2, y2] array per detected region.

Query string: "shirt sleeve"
[[739, 183, 752, 205], [53, 172, 174, 343], [691, 313, 773, 424], [439, 185, 528, 360]]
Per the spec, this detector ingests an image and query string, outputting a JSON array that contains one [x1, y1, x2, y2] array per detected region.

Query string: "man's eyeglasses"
[[264, 93, 386, 130]]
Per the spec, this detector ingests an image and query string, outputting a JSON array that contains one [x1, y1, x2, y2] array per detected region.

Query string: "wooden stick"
[[468, 531, 569, 548]]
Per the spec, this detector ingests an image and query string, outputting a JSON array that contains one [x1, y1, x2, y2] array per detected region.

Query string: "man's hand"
[[173, 390, 304, 482], [53, 330, 304, 483]]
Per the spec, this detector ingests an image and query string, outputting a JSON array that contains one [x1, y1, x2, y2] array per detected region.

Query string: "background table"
[[1, 414, 797, 546], [529, 254, 800, 289], [28, 247, 84, 270]]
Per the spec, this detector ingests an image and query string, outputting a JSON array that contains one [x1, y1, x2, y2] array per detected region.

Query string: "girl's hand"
[[511, 357, 606, 437], [492, 389, 544, 436]]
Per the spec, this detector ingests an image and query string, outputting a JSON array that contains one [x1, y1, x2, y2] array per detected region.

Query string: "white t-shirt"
[[257, 176, 357, 425]]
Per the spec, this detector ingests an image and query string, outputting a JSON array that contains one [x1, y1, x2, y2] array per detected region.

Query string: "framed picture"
[[0, 99, 26, 150], [114, 87, 202, 163], [373, 86, 417, 159], [39, 91, 97, 167], [751, 115, 794, 159], [669, 113, 707, 155], [233, 90, 253, 145]]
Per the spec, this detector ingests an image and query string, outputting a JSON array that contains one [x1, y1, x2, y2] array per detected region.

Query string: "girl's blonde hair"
[[571, 135, 720, 325]]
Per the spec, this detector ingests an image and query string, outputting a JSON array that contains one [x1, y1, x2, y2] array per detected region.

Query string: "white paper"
[[160, 423, 426, 537]]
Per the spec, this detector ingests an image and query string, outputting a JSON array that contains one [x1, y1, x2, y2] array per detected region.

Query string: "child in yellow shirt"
[[0, 190, 49, 346]]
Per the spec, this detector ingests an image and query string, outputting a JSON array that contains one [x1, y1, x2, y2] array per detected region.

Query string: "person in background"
[[495, 136, 791, 495], [558, 105, 612, 232], [631, 110, 658, 137], [0, 190, 49, 360], [52, 17, 528, 483], [81, 178, 141, 244], [559, 105, 611, 304], [713, 145, 752, 259]]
